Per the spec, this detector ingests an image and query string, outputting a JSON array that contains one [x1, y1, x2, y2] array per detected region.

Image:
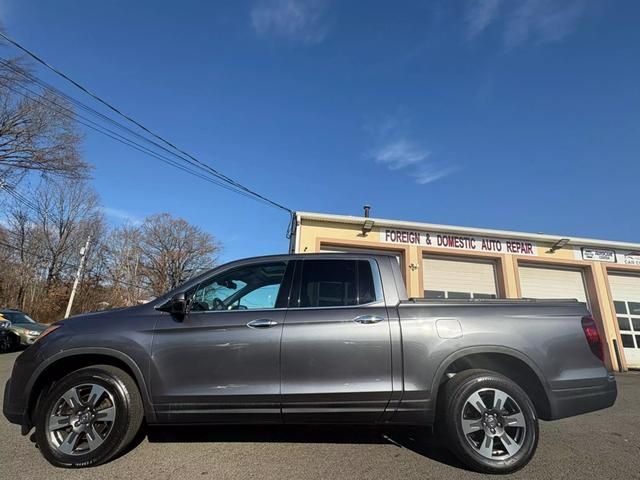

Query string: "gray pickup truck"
[[3, 253, 616, 473]]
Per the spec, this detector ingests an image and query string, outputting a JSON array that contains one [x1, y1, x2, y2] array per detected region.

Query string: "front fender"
[[25, 347, 156, 425]]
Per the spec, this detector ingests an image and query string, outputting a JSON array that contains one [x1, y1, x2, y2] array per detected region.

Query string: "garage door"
[[609, 274, 640, 369], [422, 257, 497, 299], [319, 245, 402, 265], [519, 265, 588, 304]]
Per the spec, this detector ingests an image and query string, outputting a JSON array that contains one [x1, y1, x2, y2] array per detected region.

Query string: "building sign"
[[381, 229, 538, 256], [573, 248, 640, 266], [581, 247, 616, 263], [624, 252, 640, 266]]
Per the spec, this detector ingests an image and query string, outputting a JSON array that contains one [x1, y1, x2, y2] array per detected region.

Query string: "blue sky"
[[2, 0, 638, 261]]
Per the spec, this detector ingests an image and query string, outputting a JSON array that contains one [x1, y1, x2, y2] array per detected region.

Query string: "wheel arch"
[[26, 347, 156, 426], [431, 346, 552, 420]]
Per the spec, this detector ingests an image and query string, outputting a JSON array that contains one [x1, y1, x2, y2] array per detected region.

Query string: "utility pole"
[[64, 236, 91, 319]]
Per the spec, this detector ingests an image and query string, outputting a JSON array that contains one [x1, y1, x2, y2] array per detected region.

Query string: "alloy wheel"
[[460, 387, 527, 460], [47, 383, 117, 455]]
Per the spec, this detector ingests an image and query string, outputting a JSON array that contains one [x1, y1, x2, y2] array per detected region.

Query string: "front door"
[[150, 260, 293, 423], [281, 258, 392, 423]]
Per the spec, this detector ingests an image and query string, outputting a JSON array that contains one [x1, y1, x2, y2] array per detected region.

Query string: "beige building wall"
[[293, 213, 640, 372]]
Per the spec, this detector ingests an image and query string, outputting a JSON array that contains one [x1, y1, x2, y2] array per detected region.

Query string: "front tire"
[[0, 333, 18, 353], [441, 369, 539, 474], [35, 365, 143, 468]]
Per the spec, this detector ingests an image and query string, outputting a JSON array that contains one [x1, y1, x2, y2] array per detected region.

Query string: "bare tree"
[[33, 178, 103, 286], [0, 56, 90, 186], [139, 213, 220, 295], [102, 224, 149, 307]]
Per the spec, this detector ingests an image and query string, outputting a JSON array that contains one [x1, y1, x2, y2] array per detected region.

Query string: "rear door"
[[281, 258, 392, 423]]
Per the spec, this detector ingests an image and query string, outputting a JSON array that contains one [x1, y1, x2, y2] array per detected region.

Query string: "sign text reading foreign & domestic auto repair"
[[381, 229, 537, 255]]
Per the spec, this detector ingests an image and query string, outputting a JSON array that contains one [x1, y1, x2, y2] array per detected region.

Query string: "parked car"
[[0, 317, 12, 353], [0, 309, 47, 350], [3, 254, 617, 473]]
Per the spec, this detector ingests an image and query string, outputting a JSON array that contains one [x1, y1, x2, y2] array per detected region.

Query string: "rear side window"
[[298, 259, 378, 308]]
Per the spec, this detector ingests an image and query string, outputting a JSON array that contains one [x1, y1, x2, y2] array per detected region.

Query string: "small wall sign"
[[581, 247, 617, 263]]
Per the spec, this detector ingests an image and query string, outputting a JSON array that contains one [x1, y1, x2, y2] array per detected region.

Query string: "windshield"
[[0, 312, 37, 324]]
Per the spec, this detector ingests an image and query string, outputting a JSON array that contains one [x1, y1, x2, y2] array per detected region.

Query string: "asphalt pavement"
[[1, 351, 639, 480]]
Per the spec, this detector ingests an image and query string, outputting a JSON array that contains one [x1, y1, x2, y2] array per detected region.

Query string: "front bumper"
[[548, 372, 617, 420], [2, 346, 41, 435], [2, 379, 24, 425], [16, 331, 42, 346], [3, 377, 28, 433]]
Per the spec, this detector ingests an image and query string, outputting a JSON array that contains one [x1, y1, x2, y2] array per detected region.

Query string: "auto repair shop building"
[[289, 210, 640, 372]]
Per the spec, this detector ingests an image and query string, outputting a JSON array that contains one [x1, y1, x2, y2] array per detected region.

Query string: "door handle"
[[353, 314, 385, 324], [247, 319, 279, 329]]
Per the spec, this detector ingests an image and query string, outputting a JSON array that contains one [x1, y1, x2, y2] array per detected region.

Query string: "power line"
[[0, 61, 280, 209], [0, 238, 73, 270], [0, 184, 39, 212], [2, 81, 277, 207], [0, 58, 234, 183], [0, 31, 293, 215]]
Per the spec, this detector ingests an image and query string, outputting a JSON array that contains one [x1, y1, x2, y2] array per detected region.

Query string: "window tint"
[[474, 293, 497, 299], [425, 290, 445, 299], [1, 312, 36, 324], [298, 260, 379, 308], [614, 301, 628, 314], [300, 260, 356, 307], [621, 334, 635, 348], [618, 317, 631, 331], [190, 261, 287, 311], [357, 260, 376, 304], [448, 291, 472, 299]]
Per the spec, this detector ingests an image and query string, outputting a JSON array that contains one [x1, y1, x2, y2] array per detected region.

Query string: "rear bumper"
[[548, 372, 617, 420]]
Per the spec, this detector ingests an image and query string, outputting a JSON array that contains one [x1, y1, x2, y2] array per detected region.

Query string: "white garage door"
[[422, 257, 497, 299], [319, 245, 403, 265], [609, 274, 640, 369], [519, 266, 588, 304]]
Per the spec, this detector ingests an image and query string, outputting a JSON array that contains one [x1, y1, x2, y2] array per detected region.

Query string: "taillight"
[[581, 316, 603, 362]]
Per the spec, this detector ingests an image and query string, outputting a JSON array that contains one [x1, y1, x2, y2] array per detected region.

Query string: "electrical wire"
[[0, 32, 292, 214], [0, 61, 282, 209]]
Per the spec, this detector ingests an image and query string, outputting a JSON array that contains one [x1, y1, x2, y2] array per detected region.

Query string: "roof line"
[[295, 211, 640, 251]]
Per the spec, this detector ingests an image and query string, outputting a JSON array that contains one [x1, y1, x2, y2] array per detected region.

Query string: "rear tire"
[[35, 365, 143, 468], [440, 369, 539, 474]]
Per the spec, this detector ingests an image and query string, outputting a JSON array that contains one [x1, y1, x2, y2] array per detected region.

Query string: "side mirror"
[[157, 293, 188, 318]]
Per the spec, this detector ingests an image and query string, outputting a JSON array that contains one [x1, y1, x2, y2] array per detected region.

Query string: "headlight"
[[26, 330, 41, 336]]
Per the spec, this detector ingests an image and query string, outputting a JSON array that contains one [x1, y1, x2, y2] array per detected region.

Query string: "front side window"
[[189, 261, 287, 311], [1, 312, 36, 324], [298, 259, 379, 308]]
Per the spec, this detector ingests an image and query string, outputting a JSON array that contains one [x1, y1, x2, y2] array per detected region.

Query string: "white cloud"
[[102, 207, 142, 226], [369, 126, 457, 186], [412, 164, 459, 185], [250, 0, 329, 44], [373, 139, 429, 170], [504, 0, 585, 48], [465, 0, 589, 48], [466, 0, 502, 39]]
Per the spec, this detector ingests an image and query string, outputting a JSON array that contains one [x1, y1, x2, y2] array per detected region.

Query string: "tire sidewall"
[[448, 373, 539, 473], [35, 368, 134, 468]]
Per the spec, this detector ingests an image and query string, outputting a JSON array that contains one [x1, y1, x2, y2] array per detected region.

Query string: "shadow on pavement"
[[144, 424, 467, 470]]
